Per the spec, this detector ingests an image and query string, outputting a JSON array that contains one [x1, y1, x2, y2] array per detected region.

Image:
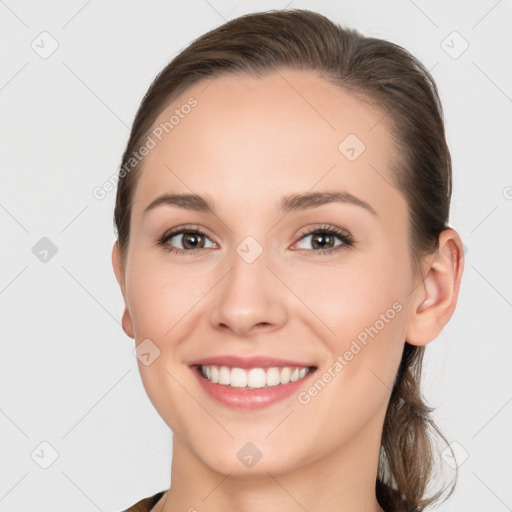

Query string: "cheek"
[[290, 255, 407, 340], [290, 266, 407, 442], [125, 253, 213, 341], [287, 254, 409, 392], [124, 255, 205, 436]]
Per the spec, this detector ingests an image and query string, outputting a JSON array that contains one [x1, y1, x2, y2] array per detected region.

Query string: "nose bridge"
[[208, 234, 287, 336]]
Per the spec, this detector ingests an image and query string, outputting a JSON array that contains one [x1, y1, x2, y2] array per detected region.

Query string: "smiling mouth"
[[197, 364, 317, 389]]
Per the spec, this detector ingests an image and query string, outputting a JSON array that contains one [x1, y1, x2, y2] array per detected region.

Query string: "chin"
[[191, 436, 310, 478]]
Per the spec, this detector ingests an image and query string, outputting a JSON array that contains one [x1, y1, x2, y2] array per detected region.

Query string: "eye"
[[292, 224, 354, 254], [157, 224, 354, 256], [157, 226, 217, 255]]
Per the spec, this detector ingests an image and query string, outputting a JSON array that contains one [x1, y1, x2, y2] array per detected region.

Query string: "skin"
[[112, 69, 464, 512]]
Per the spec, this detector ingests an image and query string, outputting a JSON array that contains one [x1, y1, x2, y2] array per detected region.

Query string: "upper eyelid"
[[296, 224, 351, 238]]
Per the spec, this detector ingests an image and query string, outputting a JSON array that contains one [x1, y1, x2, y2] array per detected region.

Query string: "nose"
[[208, 245, 288, 338]]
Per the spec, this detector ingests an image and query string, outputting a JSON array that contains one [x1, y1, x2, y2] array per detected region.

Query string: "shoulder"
[[120, 490, 166, 512]]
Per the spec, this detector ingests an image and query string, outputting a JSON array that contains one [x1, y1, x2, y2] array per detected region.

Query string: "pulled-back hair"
[[114, 9, 456, 511]]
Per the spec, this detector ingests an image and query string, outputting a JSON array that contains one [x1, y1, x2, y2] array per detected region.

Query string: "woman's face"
[[114, 70, 423, 477]]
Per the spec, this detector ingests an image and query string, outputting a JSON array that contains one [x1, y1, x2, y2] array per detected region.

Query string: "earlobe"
[[121, 307, 135, 339], [405, 229, 464, 346]]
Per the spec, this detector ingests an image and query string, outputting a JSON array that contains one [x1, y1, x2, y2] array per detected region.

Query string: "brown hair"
[[114, 9, 456, 511]]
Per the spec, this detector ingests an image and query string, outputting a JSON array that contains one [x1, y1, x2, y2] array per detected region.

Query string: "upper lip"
[[189, 355, 316, 369]]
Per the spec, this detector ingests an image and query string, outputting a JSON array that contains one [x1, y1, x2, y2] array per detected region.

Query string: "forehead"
[[132, 69, 404, 220]]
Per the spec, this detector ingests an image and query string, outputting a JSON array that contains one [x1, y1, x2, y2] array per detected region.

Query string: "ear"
[[405, 229, 465, 346], [112, 241, 134, 339]]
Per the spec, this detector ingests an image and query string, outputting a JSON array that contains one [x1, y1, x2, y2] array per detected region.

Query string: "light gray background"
[[1, 1, 511, 511]]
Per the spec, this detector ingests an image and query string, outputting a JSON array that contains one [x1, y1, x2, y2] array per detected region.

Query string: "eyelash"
[[156, 224, 355, 257]]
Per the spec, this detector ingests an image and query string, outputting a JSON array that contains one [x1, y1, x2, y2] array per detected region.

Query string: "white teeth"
[[230, 367, 247, 388], [280, 367, 291, 384], [218, 366, 231, 385], [266, 367, 281, 387], [200, 365, 312, 388], [247, 368, 267, 388]]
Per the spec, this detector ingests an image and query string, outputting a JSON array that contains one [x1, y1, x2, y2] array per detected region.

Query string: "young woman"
[[112, 9, 464, 512]]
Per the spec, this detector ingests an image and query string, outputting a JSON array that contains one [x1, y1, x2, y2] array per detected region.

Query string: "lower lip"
[[192, 367, 316, 410]]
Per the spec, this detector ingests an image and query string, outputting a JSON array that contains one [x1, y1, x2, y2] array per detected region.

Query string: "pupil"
[[313, 233, 332, 249], [184, 233, 203, 249]]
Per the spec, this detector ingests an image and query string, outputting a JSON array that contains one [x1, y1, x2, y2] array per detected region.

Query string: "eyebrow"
[[143, 191, 377, 216]]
